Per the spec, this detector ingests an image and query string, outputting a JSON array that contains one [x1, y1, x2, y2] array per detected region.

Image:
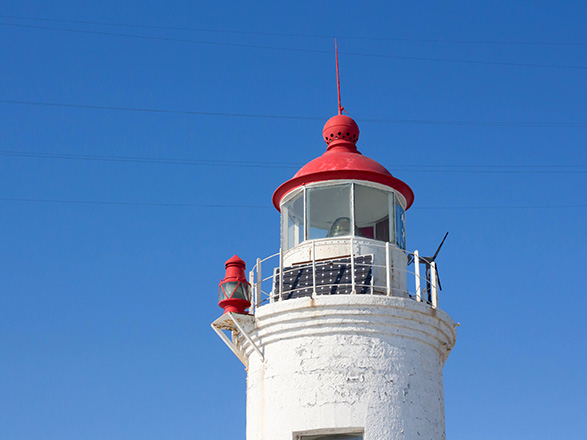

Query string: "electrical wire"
[[1, 150, 586, 174], [388, 169, 587, 174], [2, 100, 586, 128], [1, 22, 586, 70], [0, 197, 584, 210], [0, 99, 320, 121], [0, 197, 270, 209], [0, 150, 301, 169], [0, 150, 299, 168], [1, 14, 584, 46], [413, 204, 587, 210]]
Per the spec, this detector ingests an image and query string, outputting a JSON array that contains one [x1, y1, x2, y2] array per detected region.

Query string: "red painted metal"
[[272, 115, 414, 211], [218, 255, 251, 314], [323, 114, 359, 148], [336, 39, 344, 115]]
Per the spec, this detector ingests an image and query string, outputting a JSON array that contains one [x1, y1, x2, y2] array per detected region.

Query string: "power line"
[[0, 197, 585, 210], [2, 150, 586, 170], [0, 197, 271, 209], [0, 99, 320, 121], [1, 21, 586, 70], [1, 150, 586, 174], [388, 169, 587, 174], [1, 14, 584, 47], [413, 204, 587, 210], [2, 100, 586, 128], [0, 150, 302, 169]]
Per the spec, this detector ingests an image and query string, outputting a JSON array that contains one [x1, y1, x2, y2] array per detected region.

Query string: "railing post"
[[256, 258, 262, 309], [385, 241, 391, 296], [350, 237, 356, 294], [312, 241, 317, 297], [279, 246, 284, 301], [370, 252, 374, 295], [414, 250, 421, 302], [249, 269, 255, 314], [430, 261, 438, 308]]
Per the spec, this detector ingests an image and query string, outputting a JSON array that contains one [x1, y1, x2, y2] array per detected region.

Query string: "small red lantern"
[[218, 255, 252, 314]]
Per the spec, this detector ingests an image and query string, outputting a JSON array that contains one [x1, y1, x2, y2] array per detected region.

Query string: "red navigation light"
[[218, 255, 251, 314]]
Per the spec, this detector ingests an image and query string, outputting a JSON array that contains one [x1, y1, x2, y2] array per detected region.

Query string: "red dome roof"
[[273, 115, 414, 210]]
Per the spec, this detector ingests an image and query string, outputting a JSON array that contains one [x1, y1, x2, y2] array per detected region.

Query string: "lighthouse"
[[212, 60, 457, 440]]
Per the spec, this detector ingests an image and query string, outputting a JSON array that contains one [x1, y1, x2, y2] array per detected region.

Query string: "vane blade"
[[431, 232, 449, 261]]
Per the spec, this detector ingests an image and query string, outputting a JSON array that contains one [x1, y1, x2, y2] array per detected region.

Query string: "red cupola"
[[323, 114, 360, 147], [272, 114, 414, 211]]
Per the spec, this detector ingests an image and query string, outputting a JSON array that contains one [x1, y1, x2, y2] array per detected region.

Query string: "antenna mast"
[[336, 39, 344, 115]]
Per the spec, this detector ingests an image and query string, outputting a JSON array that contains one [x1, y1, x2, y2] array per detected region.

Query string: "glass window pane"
[[218, 281, 250, 301], [218, 281, 236, 301], [307, 184, 351, 240], [282, 192, 304, 250], [354, 184, 391, 242], [395, 201, 406, 250], [233, 283, 251, 300]]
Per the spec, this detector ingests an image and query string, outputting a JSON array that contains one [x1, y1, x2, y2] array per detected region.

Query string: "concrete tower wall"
[[240, 296, 456, 440]]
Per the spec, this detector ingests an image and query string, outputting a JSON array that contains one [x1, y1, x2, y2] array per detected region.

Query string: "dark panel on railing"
[[273, 256, 373, 301]]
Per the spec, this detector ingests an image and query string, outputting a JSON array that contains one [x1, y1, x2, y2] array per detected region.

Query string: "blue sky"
[[1, 1, 586, 439]]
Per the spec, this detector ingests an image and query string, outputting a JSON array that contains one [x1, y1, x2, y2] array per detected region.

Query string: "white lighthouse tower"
[[212, 66, 457, 440]]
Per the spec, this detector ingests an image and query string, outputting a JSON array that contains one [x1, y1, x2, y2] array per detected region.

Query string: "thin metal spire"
[[335, 39, 344, 115]]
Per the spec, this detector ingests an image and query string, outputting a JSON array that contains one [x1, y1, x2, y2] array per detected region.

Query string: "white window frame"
[[281, 187, 305, 251], [280, 180, 406, 250]]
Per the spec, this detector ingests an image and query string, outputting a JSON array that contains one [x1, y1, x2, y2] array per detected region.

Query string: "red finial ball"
[[218, 255, 251, 314], [322, 114, 360, 149]]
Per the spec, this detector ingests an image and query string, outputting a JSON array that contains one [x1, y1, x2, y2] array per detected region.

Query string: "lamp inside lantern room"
[[218, 255, 251, 314]]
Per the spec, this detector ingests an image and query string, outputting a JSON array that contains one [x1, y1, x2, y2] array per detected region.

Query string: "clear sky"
[[1, 1, 586, 439]]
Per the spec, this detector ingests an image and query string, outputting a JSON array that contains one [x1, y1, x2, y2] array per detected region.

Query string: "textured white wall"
[[239, 296, 456, 440]]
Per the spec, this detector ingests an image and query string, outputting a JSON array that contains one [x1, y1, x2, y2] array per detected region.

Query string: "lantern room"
[[279, 181, 407, 251], [267, 113, 415, 300]]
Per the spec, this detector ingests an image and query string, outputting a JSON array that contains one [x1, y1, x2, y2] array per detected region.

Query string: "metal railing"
[[248, 238, 439, 315]]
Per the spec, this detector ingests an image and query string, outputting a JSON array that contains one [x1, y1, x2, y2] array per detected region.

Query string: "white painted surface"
[[238, 295, 456, 440]]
